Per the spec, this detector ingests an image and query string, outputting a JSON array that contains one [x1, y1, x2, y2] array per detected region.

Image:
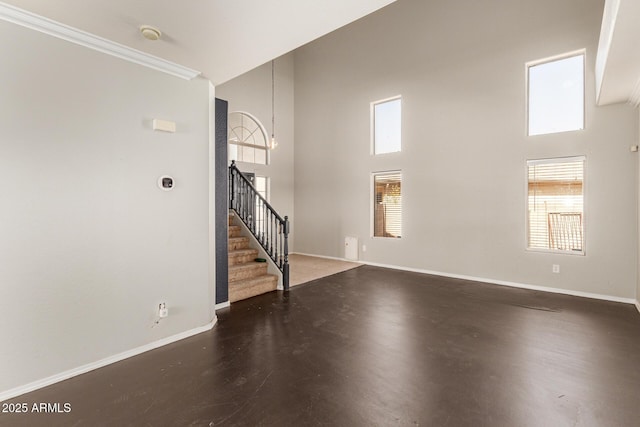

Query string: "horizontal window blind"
[[527, 158, 584, 252], [373, 172, 402, 238]]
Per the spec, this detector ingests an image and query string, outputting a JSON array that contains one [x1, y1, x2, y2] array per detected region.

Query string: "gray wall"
[[0, 22, 214, 394], [216, 54, 295, 250], [293, 0, 638, 299]]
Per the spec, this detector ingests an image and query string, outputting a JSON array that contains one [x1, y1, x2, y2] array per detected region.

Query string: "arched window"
[[228, 111, 269, 165]]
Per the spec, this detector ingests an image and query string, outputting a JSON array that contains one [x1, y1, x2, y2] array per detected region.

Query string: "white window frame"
[[525, 155, 586, 256], [525, 49, 586, 137], [254, 175, 269, 201], [371, 170, 403, 239], [253, 175, 270, 240], [228, 111, 270, 165], [371, 95, 402, 155]]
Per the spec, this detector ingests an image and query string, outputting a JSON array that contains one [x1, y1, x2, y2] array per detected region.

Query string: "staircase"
[[228, 213, 278, 303], [228, 161, 290, 292]]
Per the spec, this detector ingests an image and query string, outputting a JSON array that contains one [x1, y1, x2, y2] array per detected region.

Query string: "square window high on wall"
[[373, 172, 402, 238], [527, 51, 585, 136], [527, 157, 585, 254], [372, 96, 401, 154]]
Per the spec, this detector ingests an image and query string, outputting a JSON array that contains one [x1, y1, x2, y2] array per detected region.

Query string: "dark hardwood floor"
[[2, 265, 640, 426]]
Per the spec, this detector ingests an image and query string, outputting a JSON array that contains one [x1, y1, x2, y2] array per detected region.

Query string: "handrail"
[[229, 161, 290, 290]]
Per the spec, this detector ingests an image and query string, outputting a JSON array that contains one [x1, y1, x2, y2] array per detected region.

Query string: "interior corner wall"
[[216, 53, 295, 251], [293, 0, 639, 300], [0, 22, 213, 395]]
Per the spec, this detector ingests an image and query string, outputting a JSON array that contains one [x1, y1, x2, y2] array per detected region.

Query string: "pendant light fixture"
[[270, 60, 278, 150]]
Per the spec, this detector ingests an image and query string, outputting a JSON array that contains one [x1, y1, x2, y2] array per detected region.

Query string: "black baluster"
[[274, 219, 279, 266], [229, 165, 234, 211], [243, 180, 247, 222], [270, 212, 274, 258], [280, 221, 283, 269]]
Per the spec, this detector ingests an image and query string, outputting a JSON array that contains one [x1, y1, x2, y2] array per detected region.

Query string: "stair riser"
[[228, 226, 242, 238], [229, 264, 268, 282], [229, 254, 259, 266], [229, 239, 249, 251], [229, 277, 278, 303]]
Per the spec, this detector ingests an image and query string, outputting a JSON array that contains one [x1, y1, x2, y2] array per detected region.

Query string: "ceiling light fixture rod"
[[270, 59, 278, 150]]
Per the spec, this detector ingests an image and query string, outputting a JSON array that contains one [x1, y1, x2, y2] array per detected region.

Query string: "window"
[[228, 111, 269, 164], [527, 157, 585, 254], [527, 52, 584, 136], [254, 176, 269, 238], [372, 97, 401, 154], [254, 176, 268, 200], [373, 172, 402, 238]]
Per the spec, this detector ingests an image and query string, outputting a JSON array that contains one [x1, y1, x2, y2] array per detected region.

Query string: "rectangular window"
[[254, 176, 269, 239], [373, 172, 402, 238], [255, 176, 268, 201], [527, 52, 584, 136], [372, 97, 401, 154], [527, 157, 585, 254]]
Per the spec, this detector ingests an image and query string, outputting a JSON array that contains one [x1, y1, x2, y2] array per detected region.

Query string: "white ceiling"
[[2, 0, 397, 85], [596, 0, 640, 105]]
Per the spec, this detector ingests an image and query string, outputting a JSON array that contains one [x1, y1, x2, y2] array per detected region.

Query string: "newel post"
[[283, 215, 290, 291]]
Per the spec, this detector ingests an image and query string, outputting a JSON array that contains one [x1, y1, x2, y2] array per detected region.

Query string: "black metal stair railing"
[[229, 161, 290, 290]]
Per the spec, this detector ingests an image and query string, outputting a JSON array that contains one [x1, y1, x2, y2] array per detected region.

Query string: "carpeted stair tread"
[[229, 274, 278, 303], [228, 236, 249, 250], [229, 262, 268, 282], [228, 225, 242, 237], [228, 248, 260, 266], [229, 248, 258, 255]]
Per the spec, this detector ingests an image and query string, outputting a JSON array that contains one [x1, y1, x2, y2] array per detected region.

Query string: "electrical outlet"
[[362, 244, 367, 252], [158, 303, 168, 318], [552, 264, 560, 274]]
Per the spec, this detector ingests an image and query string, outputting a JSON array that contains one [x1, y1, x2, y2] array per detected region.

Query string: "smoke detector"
[[140, 25, 161, 41]]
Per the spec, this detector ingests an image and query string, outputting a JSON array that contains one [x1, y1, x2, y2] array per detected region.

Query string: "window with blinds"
[[527, 157, 584, 254], [373, 172, 402, 238]]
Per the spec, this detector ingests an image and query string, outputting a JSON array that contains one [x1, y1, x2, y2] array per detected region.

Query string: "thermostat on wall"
[[158, 175, 175, 191]]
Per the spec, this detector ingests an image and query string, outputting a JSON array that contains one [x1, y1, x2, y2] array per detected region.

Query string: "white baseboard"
[[0, 318, 217, 403], [293, 252, 636, 305], [292, 252, 363, 264], [363, 260, 636, 304], [635, 300, 640, 314], [215, 301, 230, 310]]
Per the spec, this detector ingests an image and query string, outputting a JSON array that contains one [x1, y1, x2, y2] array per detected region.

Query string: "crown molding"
[[0, 2, 201, 80]]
